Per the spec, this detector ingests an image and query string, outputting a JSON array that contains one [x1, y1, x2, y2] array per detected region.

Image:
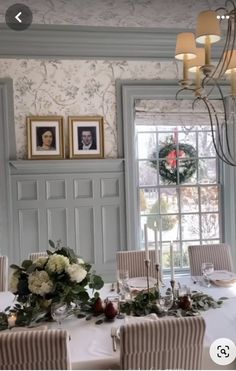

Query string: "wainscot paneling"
[[9, 159, 125, 282]]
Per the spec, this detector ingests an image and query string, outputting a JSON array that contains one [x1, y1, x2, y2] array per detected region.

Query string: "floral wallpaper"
[[0, 0, 224, 28], [0, 59, 178, 158]]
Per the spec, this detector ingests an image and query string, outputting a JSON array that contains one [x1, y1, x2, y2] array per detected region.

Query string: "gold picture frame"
[[27, 116, 64, 160], [68, 116, 104, 159]]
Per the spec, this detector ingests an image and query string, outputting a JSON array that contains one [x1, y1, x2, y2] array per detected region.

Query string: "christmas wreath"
[[150, 142, 197, 184]]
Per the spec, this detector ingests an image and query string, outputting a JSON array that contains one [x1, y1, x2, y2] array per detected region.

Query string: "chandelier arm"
[[206, 98, 236, 164], [175, 86, 196, 100], [200, 97, 236, 166]]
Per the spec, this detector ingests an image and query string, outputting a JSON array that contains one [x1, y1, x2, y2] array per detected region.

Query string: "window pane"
[[198, 131, 215, 157], [181, 214, 200, 240], [178, 132, 197, 148], [200, 186, 219, 212], [180, 187, 199, 212], [198, 159, 216, 183], [137, 132, 156, 159], [139, 161, 157, 186], [139, 188, 159, 215], [161, 214, 179, 242], [201, 214, 219, 239], [160, 188, 178, 213]]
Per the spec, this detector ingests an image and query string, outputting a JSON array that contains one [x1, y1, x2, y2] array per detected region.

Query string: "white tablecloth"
[[1, 277, 236, 370]]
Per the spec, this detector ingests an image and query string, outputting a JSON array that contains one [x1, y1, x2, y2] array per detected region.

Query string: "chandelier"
[[175, 0, 236, 166]]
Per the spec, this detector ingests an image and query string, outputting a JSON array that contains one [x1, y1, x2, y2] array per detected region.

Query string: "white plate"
[[208, 270, 236, 286], [127, 276, 156, 289]]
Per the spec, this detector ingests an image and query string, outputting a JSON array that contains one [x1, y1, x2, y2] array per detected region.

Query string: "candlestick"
[[8, 313, 16, 328], [170, 241, 174, 281], [144, 224, 149, 260], [155, 263, 160, 297], [145, 259, 150, 298]]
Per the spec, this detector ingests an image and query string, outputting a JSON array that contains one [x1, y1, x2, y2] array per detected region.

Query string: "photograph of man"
[[78, 126, 97, 150], [36, 127, 56, 151]]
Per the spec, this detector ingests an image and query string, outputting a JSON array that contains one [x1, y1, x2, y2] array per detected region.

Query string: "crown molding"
[[0, 23, 225, 60]]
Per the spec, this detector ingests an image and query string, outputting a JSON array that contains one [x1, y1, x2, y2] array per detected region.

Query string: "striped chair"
[[188, 243, 234, 276], [28, 252, 48, 261], [120, 316, 206, 370], [0, 329, 71, 370], [0, 256, 8, 291], [116, 250, 157, 278]]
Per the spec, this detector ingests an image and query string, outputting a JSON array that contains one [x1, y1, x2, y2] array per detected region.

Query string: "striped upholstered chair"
[[116, 250, 157, 278], [188, 243, 234, 277], [28, 251, 48, 261], [0, 256, 8, 291], [120, 316, 206, 370], [0, 329, 71, 370]]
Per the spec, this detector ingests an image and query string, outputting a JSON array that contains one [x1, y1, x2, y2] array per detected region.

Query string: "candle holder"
[[145, 259, 150, 297], [170, 279, 179, 309], [155, 263, 160, 296]]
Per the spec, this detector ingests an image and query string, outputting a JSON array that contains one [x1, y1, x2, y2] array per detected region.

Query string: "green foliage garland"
[[150, 143, 197, 184]]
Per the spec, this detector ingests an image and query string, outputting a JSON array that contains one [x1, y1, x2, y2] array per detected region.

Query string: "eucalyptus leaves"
[[120, 289, 227, 318]]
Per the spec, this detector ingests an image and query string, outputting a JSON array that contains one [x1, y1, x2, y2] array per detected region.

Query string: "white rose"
[[46, 254, 70, 273], [28, 270, 53, 296], [66, 263, 87, 283]]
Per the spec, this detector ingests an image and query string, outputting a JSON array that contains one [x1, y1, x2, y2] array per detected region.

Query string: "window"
[[136, 115, 222, 273]]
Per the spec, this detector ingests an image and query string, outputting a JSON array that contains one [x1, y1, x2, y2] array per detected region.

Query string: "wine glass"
[[158, 293, 173, 314], [117, 269, 130, 299], [51, 303, 68, 327], [201, 262, 214, 287]]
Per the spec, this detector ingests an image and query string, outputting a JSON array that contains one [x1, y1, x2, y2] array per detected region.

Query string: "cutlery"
[[111, 327, 117, 351]]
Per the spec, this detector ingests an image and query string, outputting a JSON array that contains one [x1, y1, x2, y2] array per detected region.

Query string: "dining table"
[[1, 275, 236, 370]]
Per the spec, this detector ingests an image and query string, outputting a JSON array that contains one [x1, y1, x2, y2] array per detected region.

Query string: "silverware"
[[111, 327, 117, 351]]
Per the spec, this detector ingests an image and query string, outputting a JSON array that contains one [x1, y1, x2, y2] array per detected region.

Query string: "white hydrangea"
[[46, 254, 70, 273], [34, 257, 48, 268], [28, 270, 53, 296], [9, 271, 20, 293], [66, 263, 87, 283]]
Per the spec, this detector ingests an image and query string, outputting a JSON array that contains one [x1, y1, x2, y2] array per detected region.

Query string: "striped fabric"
[[28, 252, 48, 261], [116, 250, 158, 278], [120, 316, 206, 370], [188, 243, 234, 276], [0, 329, 71, 370], [0, 256, 8, 292]]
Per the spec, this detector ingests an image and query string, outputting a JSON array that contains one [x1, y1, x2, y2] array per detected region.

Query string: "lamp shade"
[[196, 10, 221, 44], [175, 32, 197, 60], [187, 48, 205, 72], [225, 50, 236, 74]]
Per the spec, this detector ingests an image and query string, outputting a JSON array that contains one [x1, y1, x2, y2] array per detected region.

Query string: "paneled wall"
[[10, 159, 125, 282]]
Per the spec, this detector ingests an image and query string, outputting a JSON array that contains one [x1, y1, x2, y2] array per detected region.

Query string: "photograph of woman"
[[27, 116, 64, 159], [36, 127, 56, 151]]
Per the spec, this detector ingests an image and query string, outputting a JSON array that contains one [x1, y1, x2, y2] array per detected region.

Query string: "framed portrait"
[[27, 116, 64, 159], [68, 116, 104, 159]]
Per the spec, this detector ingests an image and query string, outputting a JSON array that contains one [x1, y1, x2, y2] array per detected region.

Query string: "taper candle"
[[154, 225, 159, 264], [144, 224, 149, 260], [170, 241, 174, 280]]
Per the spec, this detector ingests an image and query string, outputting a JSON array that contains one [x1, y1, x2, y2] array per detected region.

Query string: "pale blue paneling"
[[47, 207, 68, 246], [75, 206, 95, 263], [18, 209, 39, 261]]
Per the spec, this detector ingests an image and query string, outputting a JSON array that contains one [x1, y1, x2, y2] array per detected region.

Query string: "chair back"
[[0, 329, 71, 370], [28, 252, 48, 261], [116, 250, 157, 278], [0, 256, 8, 291], [188, 243, 233, 276], [120, 316, 205, 370]]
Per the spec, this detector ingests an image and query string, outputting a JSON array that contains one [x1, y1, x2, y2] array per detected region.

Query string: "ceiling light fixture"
[[175, 0, 236, 166]]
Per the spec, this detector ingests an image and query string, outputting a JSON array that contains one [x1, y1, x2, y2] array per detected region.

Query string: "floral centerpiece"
[[0, 240, 104, 329]]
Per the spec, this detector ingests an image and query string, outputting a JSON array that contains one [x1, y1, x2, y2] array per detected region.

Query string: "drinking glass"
[[117, 269, 130, 299], [51, 303, 68, 327], [201, 262, 214, 287], [158, 293, 173, 313]]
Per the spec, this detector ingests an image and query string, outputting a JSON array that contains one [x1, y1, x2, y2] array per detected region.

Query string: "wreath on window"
[[150, 142, 197, 184]]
